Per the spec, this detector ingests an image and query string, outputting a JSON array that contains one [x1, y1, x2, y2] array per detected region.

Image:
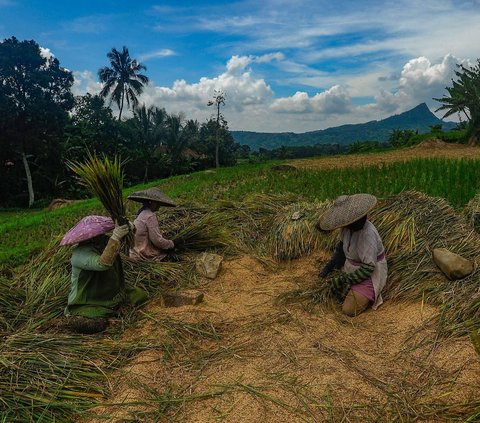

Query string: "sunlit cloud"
[[138, 49, 177, 61]]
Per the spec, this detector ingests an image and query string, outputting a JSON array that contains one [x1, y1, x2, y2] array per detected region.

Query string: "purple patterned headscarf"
[[60, 215, 114, 246]]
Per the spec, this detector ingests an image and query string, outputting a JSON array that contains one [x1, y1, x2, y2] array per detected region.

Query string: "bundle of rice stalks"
[[155, 204, 209, 238], [68, 153, 132, 249], [0, 332, 152, 422], [169, 211, 233, 252], [122, 255, 190, 293], [218, 193, 301, 259], [267, 200, 336, 260]]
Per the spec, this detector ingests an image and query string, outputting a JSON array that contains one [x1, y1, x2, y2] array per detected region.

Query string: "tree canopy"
[[435, 60, 480, 144], [0, 36, 74, 206], [98, 46, 149, 120]]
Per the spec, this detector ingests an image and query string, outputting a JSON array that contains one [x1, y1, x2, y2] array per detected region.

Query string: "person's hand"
[[127, 220, 136, 233], [111, 224, 130, 241], [173, 237, 185, 251]]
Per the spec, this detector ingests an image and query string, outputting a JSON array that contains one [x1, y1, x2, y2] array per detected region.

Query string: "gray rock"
[[196, 252, 223, 279], [432, 248, 474, 280]]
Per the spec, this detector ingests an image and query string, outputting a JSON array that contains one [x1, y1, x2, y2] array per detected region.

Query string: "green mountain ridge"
[[232, 103, 456, 151]]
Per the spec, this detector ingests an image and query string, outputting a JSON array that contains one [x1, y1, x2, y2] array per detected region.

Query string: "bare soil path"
[[88, 254, 480, 422]]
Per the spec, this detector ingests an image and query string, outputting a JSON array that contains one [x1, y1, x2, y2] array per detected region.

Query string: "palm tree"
[[435, 60, 480, 145], [132, 104, 167, 181], [98, 47, 149, 120], [164, 114, 189, 174]]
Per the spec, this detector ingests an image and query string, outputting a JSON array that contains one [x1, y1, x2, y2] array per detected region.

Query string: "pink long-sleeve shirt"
[[130, 209, 174, 262]]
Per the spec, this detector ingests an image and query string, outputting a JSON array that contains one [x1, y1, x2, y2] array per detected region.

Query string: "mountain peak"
[[232, 103, 456, 150]]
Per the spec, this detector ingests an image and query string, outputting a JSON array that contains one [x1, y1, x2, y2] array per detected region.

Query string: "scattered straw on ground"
[[86, 253, 480, 423], [290, 143, 480, 171]]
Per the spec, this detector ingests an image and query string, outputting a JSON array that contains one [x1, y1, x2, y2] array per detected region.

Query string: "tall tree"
[[98, 46, 149, 120], [434, 60, 480, 145], [0, 37, 74, 206], [131, 104, 168, 181], [164, 114, 190, 174], [65, 93, 120, 158], [207, 90, 226, 168]]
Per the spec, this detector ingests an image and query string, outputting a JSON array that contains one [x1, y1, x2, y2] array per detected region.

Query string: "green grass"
[[2, 157, 480, 268]]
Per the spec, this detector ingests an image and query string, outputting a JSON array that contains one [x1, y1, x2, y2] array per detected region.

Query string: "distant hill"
[[232, 103, 457, 151]]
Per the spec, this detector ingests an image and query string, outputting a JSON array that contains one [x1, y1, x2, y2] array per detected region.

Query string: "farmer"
[[318, 194, 387, 316], [60, 216, 148, 333], [128, 187, 177, 262]]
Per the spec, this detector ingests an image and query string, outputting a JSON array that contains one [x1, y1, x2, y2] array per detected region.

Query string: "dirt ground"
[[87, 253, 480, 422], [290, 141, 480, 171]]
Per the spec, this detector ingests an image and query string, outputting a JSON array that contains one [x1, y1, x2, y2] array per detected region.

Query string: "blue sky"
[[1, 0, 479, 132]]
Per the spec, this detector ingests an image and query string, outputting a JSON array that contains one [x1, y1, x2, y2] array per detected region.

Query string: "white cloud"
[[72, 70, 102, 96], [39, 47, 54, 60], [270, 85, 352, 114], [138, 49, 177, 61]]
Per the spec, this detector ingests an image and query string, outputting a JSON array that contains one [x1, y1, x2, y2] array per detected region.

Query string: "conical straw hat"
[[127, 187, 177, 207], [60, 215, 114, 246], [319, 194, 377, 231]]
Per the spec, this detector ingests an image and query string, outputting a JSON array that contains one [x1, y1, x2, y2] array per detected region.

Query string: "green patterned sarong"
[[65, 244, 148, 318]]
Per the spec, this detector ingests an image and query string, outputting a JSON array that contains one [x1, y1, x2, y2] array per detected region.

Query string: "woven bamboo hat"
[[127, 187, 177, 207], [318, 194, 377, 231]]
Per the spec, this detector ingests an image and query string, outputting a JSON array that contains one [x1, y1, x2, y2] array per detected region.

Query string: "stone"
[[196, 252, 223, 279], [291, 211, 304, 221], [204, 169, 216, 174], [161, 290, 204, 307], [432, 248, 474, 280], [47, 198, 76, 211]]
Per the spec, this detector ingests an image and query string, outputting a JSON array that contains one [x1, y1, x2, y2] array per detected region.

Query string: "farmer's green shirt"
[[65, 244, 147, 318]]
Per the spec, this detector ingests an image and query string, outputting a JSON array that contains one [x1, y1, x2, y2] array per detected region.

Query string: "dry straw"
[[67, 153, 132, 249]]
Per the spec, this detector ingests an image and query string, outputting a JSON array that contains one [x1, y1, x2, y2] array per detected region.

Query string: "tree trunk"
[[22, 151, 34, 207], [468, 134, 478, 146], [144, 165, 149, 183], [215, 103, 220, 168], [119, 89, 125, 120], [215, 133, 220, 168]]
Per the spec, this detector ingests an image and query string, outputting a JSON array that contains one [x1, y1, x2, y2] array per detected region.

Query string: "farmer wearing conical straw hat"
[[60, 216, 148, 334], [318, 194, 387, 316], [128, 187, 178, 262]]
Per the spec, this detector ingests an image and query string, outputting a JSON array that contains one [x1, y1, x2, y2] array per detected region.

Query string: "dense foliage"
[[0, 38, 246, 207], [435, 60, 480, 145]]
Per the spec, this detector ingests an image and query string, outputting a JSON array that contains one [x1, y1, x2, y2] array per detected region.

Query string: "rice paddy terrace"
[[290, 139, 480, 171], [1, 144, 480, 422]]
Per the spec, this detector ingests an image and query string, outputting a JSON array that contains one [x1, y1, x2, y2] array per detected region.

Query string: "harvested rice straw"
[[67, 153, 132, 250], [267, 201, 335, 260], [170, 211, 233, 252]]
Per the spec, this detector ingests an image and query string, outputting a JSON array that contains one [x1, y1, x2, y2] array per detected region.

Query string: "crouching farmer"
[[318, 194, 387, 316], [60, 215, 148, 333]]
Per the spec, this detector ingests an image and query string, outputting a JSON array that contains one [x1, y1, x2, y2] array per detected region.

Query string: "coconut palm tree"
[[435, 60, 480, 145], [98, 46, 149, 120]]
